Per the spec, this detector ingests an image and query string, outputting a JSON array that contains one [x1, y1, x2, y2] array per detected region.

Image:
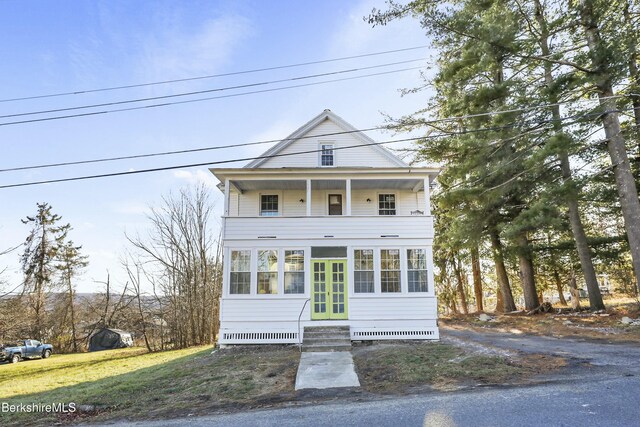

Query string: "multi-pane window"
[[381, 249, 401, 293], [378, 194, 396, 215], [230, 250, 251, 294], [354, 249, 374, 293], [284, 250, 305, 294], [260, 195, 279, 216], [257, 250, 278, 294], [320, 144, 334, 166], [407, 249, 428, 292]]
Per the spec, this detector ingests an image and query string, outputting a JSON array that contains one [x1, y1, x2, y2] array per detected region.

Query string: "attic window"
[[320, 144, 334, 166]]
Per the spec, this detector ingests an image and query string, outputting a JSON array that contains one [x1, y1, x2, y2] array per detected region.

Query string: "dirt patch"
[[442, 300, 640, 343], [351, 341, 565, 394]]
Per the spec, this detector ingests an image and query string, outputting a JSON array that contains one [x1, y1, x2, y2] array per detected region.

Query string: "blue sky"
[[0, 0, 431, 292]]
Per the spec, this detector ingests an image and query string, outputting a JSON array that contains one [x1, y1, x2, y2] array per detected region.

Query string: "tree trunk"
[[67, 272, 78, 353], [495, 283, 504, 313], [623, 1, 640, 176], [579, 0, 640, 294], [534, 0, 604, 310], [568, 271, 582, 310], [553, 268, 568, 306], [453, 256, 469, 314], [471, 247, 483, 312], [516, 233, 539, 310], [489, 228, 516, 312]]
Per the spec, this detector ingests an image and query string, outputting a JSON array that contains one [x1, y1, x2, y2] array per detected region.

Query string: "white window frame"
[[259, 193, 281, 217], [380, 248, 402, 293], [319, 143, 336, 167], [407, 248, 428, 293], [229, 249, 252, 295], [377, 193, 397, 216], [284, 249, 305, 294], [257, 249, 279, 294], [353, 248, 375, 293]]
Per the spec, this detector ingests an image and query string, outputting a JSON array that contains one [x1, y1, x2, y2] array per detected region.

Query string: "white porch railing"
[[224, 215, 433, 241]]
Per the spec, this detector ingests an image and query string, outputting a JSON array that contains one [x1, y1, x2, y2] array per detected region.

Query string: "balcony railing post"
[[306, 179, 312, 216], [346, 178, 351, 216]]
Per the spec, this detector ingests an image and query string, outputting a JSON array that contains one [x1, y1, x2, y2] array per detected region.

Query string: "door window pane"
[[230, 250, 251, 294], [257, 250, 278, 294], [284, 250, 305, 294], [381, 249, 401, 293], [328, 194, 342, 215], [354, 249, 374, 293], [408, 249, 428, 292]]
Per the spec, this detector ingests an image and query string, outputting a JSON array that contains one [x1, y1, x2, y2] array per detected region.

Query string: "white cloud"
[[172, 169, 218, 188], [110, 201, 150, 216], [140, 14, 252, 81]]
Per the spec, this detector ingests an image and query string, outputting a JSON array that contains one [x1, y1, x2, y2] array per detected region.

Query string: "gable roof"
[[244, 109, 408, 168]]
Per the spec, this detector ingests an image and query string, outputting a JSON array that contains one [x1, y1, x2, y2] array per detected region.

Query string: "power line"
[[0, 45, 430, 103], [1, 107, 635, 190], [0, 66, 424, 127], [1, 104, 623, 174], [0, 137, 425, 189], [0, 58, 426, 120], [1, 104, 635, 179]]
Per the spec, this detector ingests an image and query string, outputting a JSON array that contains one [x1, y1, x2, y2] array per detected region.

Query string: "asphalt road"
[[124, 374, 640, 427], [109, 328, 640, 427]]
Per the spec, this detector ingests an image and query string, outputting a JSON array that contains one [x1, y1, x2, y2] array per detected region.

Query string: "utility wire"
[[0, 66, 424, 127], [0, 58, 426, 120], [0, 137, 426, 189], [2, 104, 629, 174], [1, 107, 636, 190], [0, 45, 429, 103]]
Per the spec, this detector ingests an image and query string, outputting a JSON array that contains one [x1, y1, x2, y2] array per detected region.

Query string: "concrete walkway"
[[294, 351, 360, 390]]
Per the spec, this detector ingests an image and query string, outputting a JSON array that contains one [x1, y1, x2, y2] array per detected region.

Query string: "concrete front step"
[[302, 326, 352, 352], [304, 326, 350, 333], [303, 338, 352, 345], [301, 343, 352, 352]]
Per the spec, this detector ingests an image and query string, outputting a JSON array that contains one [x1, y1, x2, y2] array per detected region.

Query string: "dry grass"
[[352, 341, 554, 393], [0, 345, 299, 426]]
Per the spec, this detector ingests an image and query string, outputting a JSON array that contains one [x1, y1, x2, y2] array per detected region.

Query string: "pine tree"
[[21, 203, 70, 340], [57, 241, 88, 352]]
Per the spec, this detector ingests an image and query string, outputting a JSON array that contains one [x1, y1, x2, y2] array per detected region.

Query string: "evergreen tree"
[[57, 241, 88, 352], [21, 203, 70, 340]]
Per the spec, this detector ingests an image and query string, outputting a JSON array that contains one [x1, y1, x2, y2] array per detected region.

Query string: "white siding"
[[258, 120, 401, 168], [225, 216, 433, 240], [231, 189, 427, 217]]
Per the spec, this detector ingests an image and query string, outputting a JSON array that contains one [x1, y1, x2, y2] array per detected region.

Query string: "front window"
[[354, 249, 374, 293], [257, 250, 278, 294], [320, 144, 334, 166], [407, 249, 428, 292], [260, 195, 279, 216], [230, 250, 251, 294], [379, 194, 396, 215], [284, 250, 305, 294], [381, 249, 401, 293]]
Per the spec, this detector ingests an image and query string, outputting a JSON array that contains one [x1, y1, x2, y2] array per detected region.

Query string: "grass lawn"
[[0, 345, 299, 426], [0, 340, 560, 425]]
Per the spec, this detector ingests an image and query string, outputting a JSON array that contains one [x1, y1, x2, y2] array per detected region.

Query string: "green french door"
[[311, 260, 348, 320]]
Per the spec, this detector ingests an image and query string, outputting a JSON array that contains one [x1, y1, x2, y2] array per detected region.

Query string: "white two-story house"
[[211, 110, 439, 345]]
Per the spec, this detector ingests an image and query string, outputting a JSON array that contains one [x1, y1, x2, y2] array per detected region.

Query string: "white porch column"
[[306, 179, 312, 216], [345, 178, 352, 216], [224, 178, 231, 216], [424, 177, 431, 215]]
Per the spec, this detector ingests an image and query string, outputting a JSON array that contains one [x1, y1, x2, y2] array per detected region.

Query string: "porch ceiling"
[[230, 178, 425, 192]]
